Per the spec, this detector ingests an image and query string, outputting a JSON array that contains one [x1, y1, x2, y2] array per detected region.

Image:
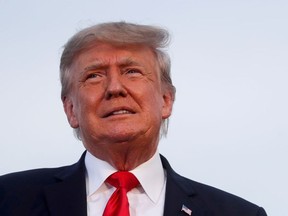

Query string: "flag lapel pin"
[[181, 204, 192, 215]]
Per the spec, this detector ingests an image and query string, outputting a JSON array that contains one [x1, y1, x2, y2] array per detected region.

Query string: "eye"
[[125, 69, 142, 76], [86, 73, 101, 79]]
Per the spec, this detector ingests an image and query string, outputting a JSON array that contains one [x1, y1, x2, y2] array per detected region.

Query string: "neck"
[[84, 136, 159, 171]]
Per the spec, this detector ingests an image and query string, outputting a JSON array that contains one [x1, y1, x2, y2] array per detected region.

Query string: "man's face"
[[63, 43, 173, 156]]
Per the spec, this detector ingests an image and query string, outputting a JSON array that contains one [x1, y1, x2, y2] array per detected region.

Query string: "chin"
[[109, 132, 138, 142], [106, 127, 145, 142]]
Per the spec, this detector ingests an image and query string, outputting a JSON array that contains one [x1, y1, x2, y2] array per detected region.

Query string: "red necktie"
[[103, 171, 139, 216]]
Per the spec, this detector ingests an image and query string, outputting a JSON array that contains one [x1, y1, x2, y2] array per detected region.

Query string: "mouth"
[[103, 108, 135, 118]]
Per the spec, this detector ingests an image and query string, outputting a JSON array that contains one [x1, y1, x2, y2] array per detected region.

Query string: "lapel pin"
[[181, 204, 192, 215]]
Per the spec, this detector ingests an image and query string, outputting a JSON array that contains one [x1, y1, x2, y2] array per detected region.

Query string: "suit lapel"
[[40, 152, 208, 216], [161, 155, 209, 216], [44, 153, 87, 216]]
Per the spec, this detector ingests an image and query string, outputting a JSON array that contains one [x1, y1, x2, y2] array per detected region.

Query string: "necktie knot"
[[103, 171, 139, 216], [106, 171, 139, 191]]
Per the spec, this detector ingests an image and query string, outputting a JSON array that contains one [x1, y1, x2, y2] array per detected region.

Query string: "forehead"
[[72, 43, 159, 69]]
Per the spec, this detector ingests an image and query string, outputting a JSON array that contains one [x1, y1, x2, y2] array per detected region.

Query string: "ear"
[[161, 88, 175, 119], [63, 96, 79, 128]]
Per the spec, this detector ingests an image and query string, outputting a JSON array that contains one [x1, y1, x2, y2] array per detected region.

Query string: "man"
[[0, 22, 267, 216]]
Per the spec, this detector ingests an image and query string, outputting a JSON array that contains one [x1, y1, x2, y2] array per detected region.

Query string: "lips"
[[111, 110, 132, 115], [103, 108, 135, 118]]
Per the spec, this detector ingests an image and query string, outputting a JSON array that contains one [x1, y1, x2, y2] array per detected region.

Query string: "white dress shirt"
[[85, 150, 167, 216]]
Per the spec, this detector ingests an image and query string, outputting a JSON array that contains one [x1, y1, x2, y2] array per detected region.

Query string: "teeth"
[[112, 110, 131, 115]]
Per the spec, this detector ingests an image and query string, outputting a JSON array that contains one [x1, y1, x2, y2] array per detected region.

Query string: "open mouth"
[[103, 109, 135, 118]]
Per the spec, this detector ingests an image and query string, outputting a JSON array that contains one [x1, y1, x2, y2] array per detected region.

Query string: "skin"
[[63, 43, 174, 171]]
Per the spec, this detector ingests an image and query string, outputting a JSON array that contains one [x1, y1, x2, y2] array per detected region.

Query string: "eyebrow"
[[81, 59, 107, 74], [81, 57, 144, 74]]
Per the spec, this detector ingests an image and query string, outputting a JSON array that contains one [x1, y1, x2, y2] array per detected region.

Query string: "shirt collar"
[[85, 151, 117, 197], [85, 150, 166, 204], [130, 150, 166, 203]]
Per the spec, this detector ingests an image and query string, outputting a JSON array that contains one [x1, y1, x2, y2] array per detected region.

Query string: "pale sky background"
[[0, 0, 287, 215]]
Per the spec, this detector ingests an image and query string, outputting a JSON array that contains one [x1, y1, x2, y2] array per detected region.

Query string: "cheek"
[[143, 84, 164, 110], [74, 91, 97, 118], [145, 93, 165, 119], [79, 86, 102, 104]]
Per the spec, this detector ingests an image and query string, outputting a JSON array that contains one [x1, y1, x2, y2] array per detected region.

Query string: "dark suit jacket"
[[0, 152, 267, 216]]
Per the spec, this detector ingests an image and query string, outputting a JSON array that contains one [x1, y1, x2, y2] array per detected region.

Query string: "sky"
[[0, 0, 287, 215]]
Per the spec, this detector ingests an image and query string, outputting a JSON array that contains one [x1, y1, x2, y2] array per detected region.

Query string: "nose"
[[105, 72, 128, 99]]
